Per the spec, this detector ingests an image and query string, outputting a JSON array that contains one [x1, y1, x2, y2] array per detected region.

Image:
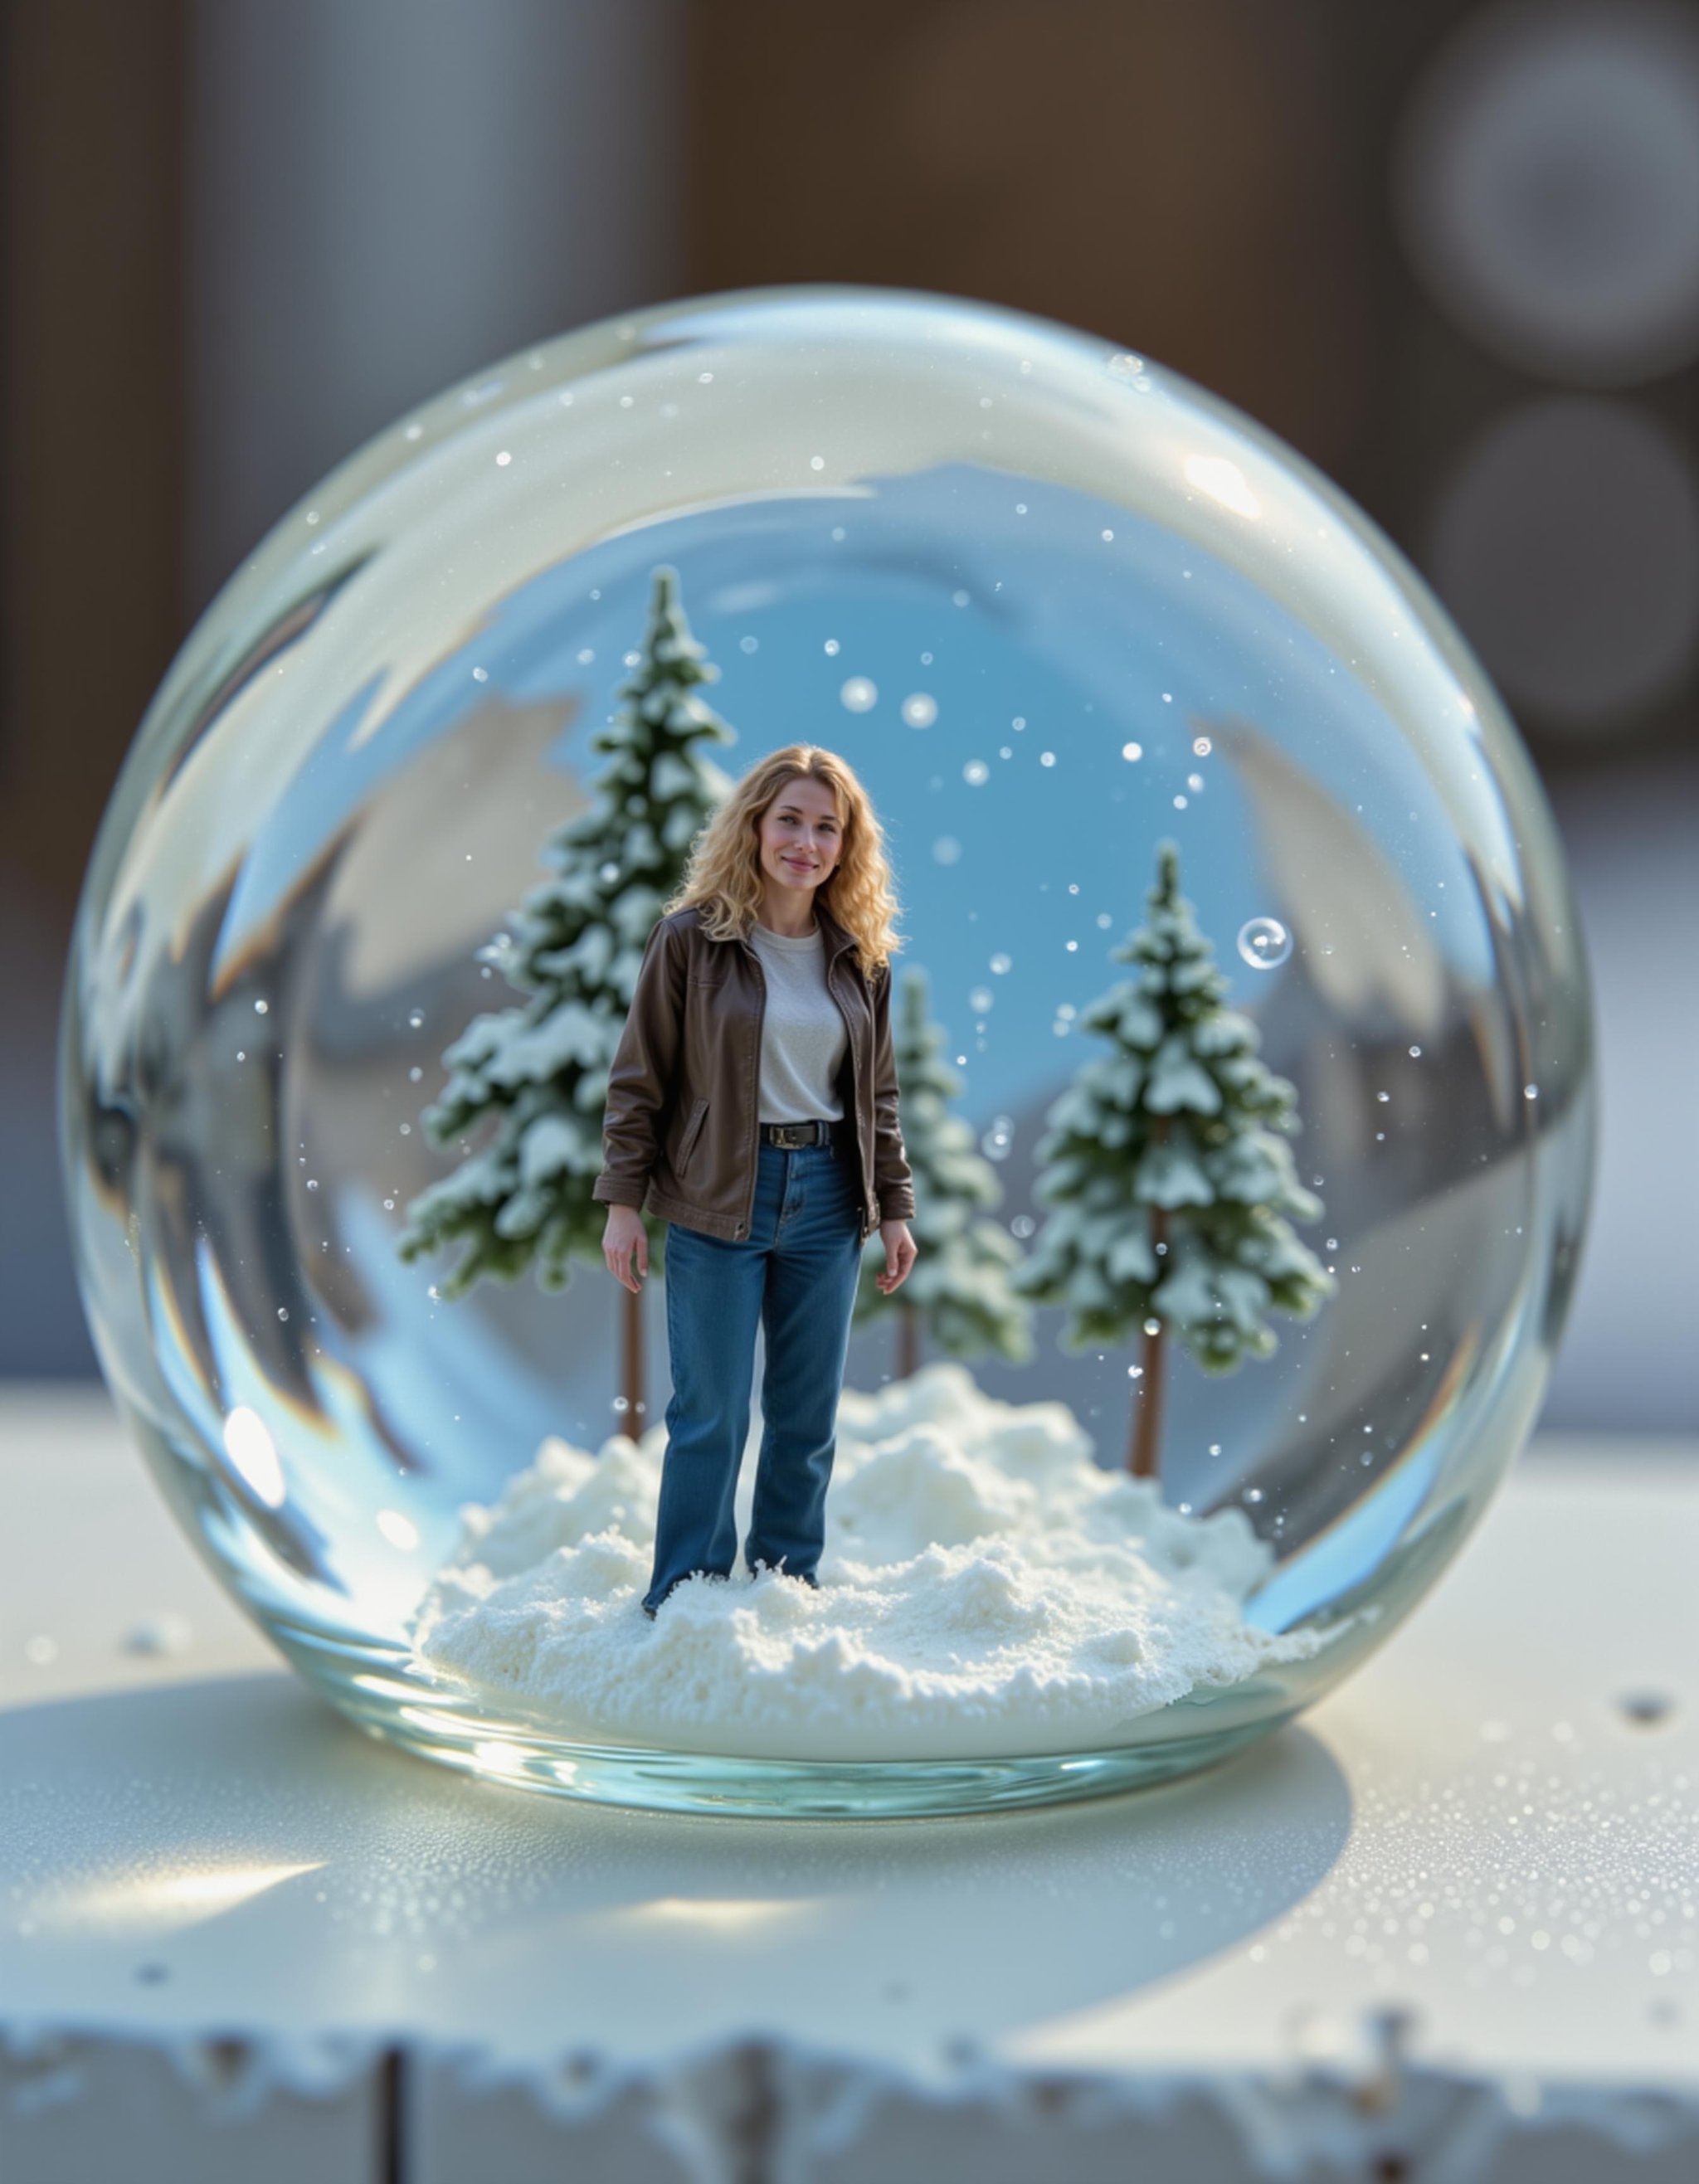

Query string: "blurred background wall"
[[2, 0, 1694, 1428]]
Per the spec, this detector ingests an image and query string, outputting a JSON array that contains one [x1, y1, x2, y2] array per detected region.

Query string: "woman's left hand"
[[874, 1220, 917, 1296]]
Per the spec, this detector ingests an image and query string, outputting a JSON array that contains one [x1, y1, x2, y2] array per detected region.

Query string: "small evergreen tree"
[[1009, 840, 1334, 1478], [397, 567, 735, 1434], [853, 966, 1034, 1378]]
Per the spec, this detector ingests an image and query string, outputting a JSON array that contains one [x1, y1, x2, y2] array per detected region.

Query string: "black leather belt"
[[759, 1119, 845, 1149]]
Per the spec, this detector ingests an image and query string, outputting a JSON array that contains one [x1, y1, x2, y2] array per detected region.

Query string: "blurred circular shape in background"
[[1393, 0, 1699, 387], [1424, 394, 1699, 732]]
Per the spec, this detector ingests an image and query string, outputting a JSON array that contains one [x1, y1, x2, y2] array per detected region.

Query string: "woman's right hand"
[[603, 1206, 649, 1294]]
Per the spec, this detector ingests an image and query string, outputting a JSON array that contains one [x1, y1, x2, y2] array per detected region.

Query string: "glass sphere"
[[61, 286, 1595, 1817]]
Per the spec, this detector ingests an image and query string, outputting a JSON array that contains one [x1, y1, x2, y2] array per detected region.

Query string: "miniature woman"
[[594, 746, 918, 1616]]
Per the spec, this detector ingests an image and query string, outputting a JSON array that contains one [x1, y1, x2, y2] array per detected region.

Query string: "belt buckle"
[[772, 1124, 808, 1149]]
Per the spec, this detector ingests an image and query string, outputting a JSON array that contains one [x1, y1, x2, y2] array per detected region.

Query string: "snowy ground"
[[408, 1360, 1359, 1763]]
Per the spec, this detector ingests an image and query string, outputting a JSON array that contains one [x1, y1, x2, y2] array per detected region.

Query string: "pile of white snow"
[[408, 1361, 1355, 1762]]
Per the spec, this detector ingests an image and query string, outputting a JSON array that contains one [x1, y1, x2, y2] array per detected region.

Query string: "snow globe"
[[60, 286, 1595, 1817]]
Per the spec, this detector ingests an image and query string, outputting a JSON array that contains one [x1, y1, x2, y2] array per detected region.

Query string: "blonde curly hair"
[[660, 744, 903, 978]]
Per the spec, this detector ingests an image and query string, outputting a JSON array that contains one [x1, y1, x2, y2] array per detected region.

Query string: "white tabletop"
[[2, 1384, 1696, 2182]]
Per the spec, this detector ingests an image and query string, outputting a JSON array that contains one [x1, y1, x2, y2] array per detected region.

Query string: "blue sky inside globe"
[[214, 453, 1498, 1096]]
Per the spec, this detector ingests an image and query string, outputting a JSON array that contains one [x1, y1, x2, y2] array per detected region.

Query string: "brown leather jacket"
[[592, 899, 917, 1246]]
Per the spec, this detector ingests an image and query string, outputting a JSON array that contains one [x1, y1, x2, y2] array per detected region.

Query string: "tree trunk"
[[621, 1264, 646, 1442], [1127, 1118, 1170, 1478], [897, 1298, 920, 1381], [1127, 1306, 1166, 1477]]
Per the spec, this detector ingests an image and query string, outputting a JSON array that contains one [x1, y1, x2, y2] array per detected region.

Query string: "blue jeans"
[[645, 1136, 864, 1615]]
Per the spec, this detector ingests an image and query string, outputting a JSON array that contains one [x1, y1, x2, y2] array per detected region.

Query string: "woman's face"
[[758, 778, 845, 897]]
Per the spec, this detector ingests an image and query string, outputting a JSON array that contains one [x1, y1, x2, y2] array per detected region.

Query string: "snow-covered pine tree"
[[397, 566, 735, 1435], [853, 966, 1034, 1379], [1008, 839, 1334, 1479]]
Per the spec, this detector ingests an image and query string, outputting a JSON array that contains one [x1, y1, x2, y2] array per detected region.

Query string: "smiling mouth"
[[785, 859, 815, 871]]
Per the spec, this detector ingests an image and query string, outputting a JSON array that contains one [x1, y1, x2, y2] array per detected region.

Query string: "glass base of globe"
[[274, 1619, 1302, 1819]]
